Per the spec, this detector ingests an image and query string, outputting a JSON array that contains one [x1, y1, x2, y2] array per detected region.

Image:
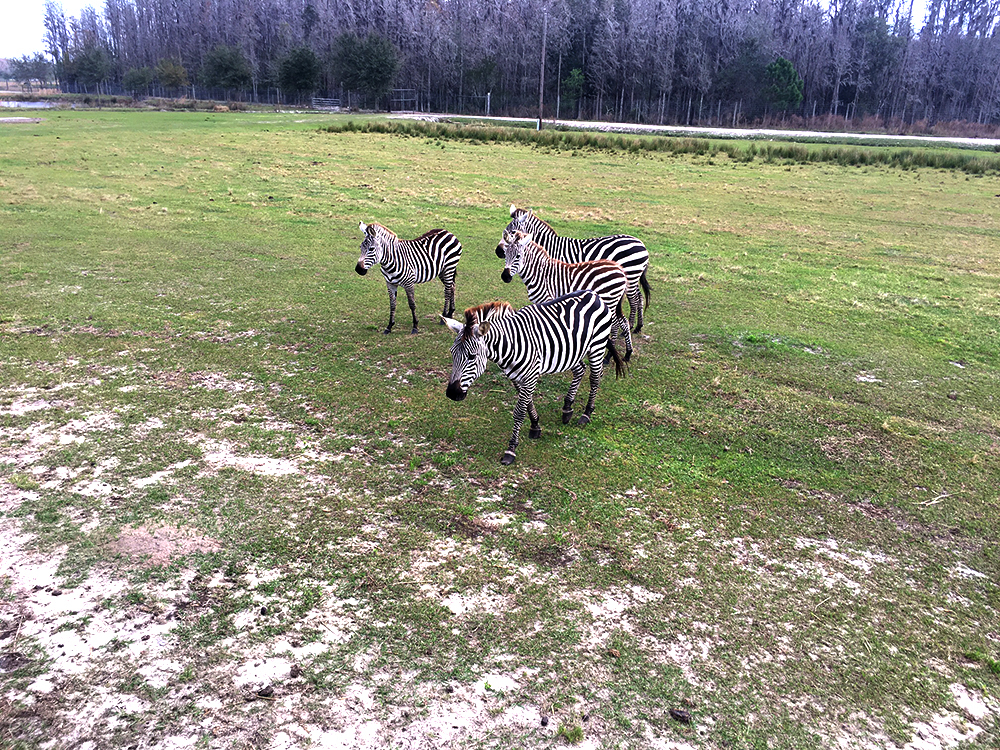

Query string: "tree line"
[[8, 0, 1000, 129]]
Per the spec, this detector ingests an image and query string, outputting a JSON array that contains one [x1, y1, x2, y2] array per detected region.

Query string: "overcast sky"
[[2, 0, 932, 62], [1, 0, 92, 59]]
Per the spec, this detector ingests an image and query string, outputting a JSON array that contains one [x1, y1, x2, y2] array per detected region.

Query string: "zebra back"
[[503, 206, 648, 287], [399, 227, 463, 285], [486, 290, 616, 377], [361, 222, 462, 285], [508, 232, 628, 312]]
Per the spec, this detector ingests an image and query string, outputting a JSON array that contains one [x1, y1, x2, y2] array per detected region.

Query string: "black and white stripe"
[[355, 221, 462, 334], [499, 231, 633, 361], [498, 204, 651, 332], [444, 291, 626, 465]]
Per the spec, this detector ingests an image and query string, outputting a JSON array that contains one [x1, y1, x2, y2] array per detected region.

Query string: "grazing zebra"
[[444, 291, 626, 465], [499, 231, 633, 361], [355, 221, 462, 334], [497, 204, 651, 332]]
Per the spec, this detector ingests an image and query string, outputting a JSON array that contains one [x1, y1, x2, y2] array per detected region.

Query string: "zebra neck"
[[527, 218, 557, 240], [519, 250, 553, 300], [482, 321, 512, 362], [379, 237, 402, 271]]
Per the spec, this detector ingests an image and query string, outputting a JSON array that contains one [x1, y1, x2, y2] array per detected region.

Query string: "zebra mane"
[[413, 228, 447, 242], [524, 210, 556, 235], [366, 222, 396, 240], [462, 300, 514, 336]]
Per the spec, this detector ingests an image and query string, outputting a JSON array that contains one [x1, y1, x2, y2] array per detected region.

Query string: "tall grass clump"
[[320, 119, 1000, 174]]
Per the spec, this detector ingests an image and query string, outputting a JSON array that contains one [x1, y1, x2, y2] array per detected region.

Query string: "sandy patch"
[[105, 524, 222, 566]]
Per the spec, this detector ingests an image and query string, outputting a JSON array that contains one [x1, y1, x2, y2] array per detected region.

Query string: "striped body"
[[499, 205, 651, 331], [444, 291, 625, 465], [356, 221, 462, 334], [501, 231, 633, 360]]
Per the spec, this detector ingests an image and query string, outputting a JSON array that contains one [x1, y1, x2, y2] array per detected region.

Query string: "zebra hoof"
[[528, 427, 542, 439], [561, 409, 574, 425], [577, 414, 591, 427], [625, 349, 633, 362], [500, 451, 517, 465], [410, 327, 419, 335], [383, 328, 393, 335]]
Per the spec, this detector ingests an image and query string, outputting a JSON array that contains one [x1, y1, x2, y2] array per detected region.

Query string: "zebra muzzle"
[[500, 269, 513, 283], [354, 263, 368, 276], [446, 381, 468, 402]]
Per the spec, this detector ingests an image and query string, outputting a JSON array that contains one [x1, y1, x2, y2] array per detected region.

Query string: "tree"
[[202, 44, 252, 95], [73, 46, 112, 93], [562, 68, 585, 118], [123, 66, 154, 97], [11, 54, 53, 92], [715, 38, 772, 115], [333, 33, 401, 110], [156, 59, 189, 95], [43, 1, 69, 87], [765, 56, 804, 111], [278, 46, 321, 103]]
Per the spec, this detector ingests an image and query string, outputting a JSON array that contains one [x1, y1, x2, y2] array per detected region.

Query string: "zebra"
[[443, 290, 627, 465], [497, 204, 651, 332], [498, 230, 633, 361], [355, 221, 462, 334]]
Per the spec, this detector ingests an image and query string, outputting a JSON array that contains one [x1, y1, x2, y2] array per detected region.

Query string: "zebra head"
[[497, 204, 533, 258], [500, 231, 533, 283], [355, 221, 388, 275], [443, 302, 512, 401], [443, 315, 489, 402]]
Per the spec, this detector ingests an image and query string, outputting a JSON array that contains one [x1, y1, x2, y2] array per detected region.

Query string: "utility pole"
[[537, 7, 548, 130]]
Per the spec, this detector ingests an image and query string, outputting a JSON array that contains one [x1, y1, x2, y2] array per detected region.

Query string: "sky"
[[2, 0, 933, 62], [1, 0, 95, 59]]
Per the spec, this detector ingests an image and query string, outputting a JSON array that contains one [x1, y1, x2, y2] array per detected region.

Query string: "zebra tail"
[[605, 338, 627, 379], [640, 270, 651, 310]]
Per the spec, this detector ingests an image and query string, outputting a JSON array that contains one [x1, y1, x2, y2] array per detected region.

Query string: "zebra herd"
[[354, 205, 651, 465]]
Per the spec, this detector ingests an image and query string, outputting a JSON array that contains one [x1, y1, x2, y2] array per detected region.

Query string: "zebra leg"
[[440, 272, 457, 321], [627, 283, 643, 333], [384, 282, 398, 334], [619, 313, 634, 362], [604, 313, 634, 364], [562, 363, 586, 424], [503, 383, 535, 465], [527, 399, 541, 440], [578, 356, 606, 426], [404, 283, 419, 334]]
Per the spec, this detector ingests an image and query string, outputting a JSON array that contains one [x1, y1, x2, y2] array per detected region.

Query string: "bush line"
[[322, 119, 1000, 174]]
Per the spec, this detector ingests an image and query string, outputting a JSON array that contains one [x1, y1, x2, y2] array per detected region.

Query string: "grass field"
[[1, 109, 999, 749]]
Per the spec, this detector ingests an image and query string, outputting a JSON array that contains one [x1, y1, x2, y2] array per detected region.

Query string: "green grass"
[[1, 110, 999, 749]]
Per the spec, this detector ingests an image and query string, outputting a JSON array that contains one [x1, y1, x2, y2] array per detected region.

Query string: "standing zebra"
[[444, 291, 626, 465], [499, 231, 633, 361], [355, 221, 462, 334], [497, 205, 651, 332]]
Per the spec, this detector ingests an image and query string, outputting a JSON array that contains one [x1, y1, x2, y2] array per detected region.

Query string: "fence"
[[390, 89, 418, 111], [311, 97, 341, 110]]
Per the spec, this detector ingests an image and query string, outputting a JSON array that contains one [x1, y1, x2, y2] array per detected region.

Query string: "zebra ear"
[[509, 204, 517, 217], [478, 321, 491, 337], [359, 221, 368, 233], [442, 316, 464, 335]]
